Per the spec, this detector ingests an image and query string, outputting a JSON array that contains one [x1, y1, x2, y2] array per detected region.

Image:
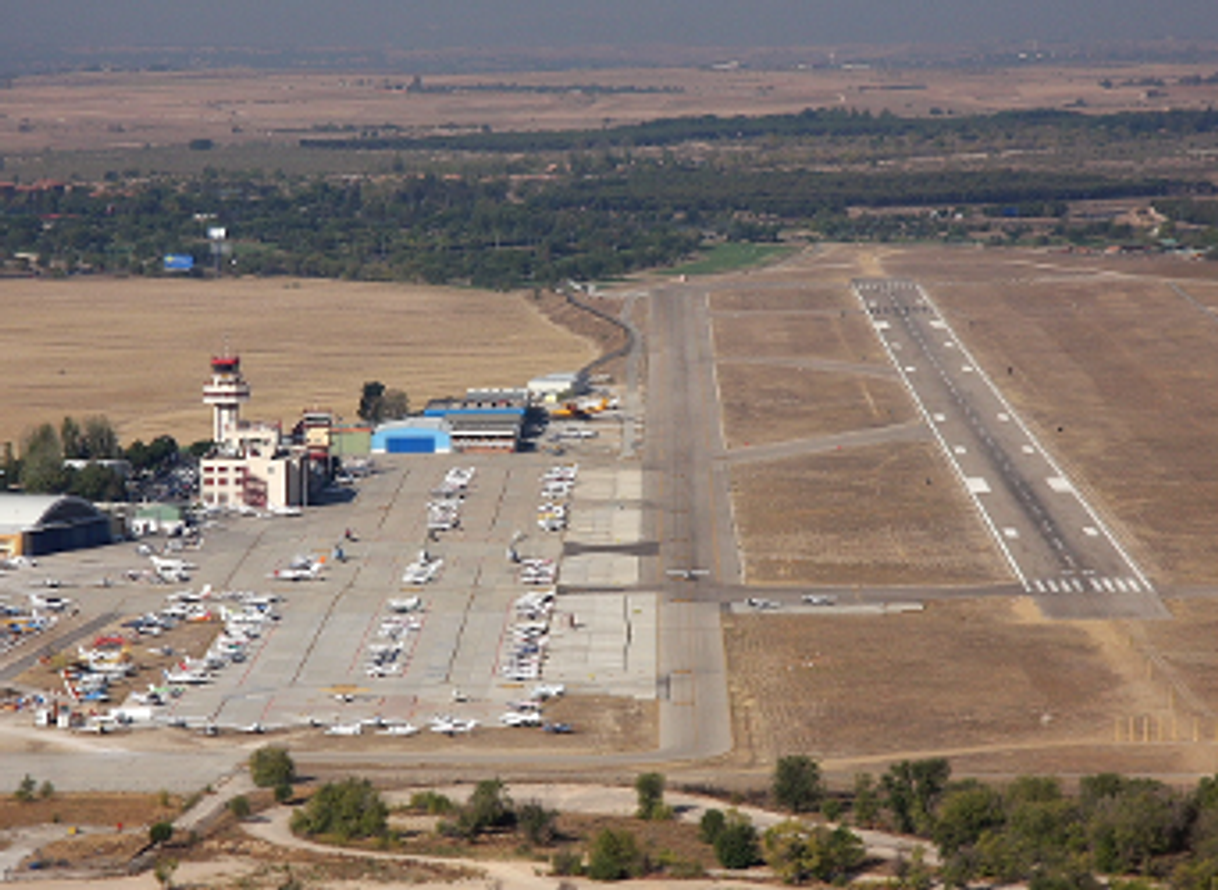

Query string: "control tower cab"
[[202, 355, 251, 444]]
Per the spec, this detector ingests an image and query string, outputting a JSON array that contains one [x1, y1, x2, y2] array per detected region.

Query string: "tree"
[[358, 381, 386, 423], [854, 773, 881, 827], [587, 828, 645, 880], [763, 821, 865, 885], [457, 778, 515, 838], [153, 857, 178, 890], [149, 821, 174, 845], [714, 810, 761, 869], [19, 423, 67, 492], [773, 755, 824, 814], [290, 778, 387, 842], [934, 783, 1006, 856], [882, 758, 951, 834], [14, 774, 36, 802], [38, 780, 54, 800], [635, 772, 668, 820], [700, 808, 727, 844], [249, 746, 296, 788], [518, 800, 559, 845]]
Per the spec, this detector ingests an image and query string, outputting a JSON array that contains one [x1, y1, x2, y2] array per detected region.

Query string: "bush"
[[635, 772, 668, 821], [228, 795, 251, 819], [552, 849, 584, 876], [249, 746, 296, 789], [290, 778, 387, 842], [587, 828, 646, 881], [274, 783, 293, 804], [773, 755, 823, 814], [410, 790, 455, 815], [518, 800, 559, 845], [149, 821, 174, 845], [38, 781, 55, 800], [14, 774, 35, 803], [714, 811, 761, 869], [700, 808, 727, 844]]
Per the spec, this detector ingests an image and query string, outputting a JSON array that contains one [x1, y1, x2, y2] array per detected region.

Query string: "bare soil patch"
[[724, 598, 1156, 767], [710, 285, 853, 314], [732, 443, 1007, 586], [0, 277, 597, 448], [0, 793, 180, 832], [531, 289, 630, 382], [882, 246, 1218, 584], [717, 363, 912, 450]]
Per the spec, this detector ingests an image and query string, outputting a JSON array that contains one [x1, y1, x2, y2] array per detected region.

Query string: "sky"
[[5, 0, 1218, 51]]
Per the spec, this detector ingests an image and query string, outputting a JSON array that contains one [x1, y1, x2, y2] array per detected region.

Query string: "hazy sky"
[[7, 0, 1218, 49]]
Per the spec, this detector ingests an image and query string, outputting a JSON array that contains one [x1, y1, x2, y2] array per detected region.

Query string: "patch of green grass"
[[662, 242, 796, 276]]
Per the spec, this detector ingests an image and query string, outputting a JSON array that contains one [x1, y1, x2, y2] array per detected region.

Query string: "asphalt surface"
[[854, 277, 1167, 620]]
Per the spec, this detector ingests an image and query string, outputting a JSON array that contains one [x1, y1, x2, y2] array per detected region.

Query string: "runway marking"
[[1083, 526, 1099, 537], [962, 364, 974, 373], [930, 320, 947, 329], [1003, 527, 1019, 539], [874, 320, 891, 330], [996, 412, 1010, 422], [1128, 579, 1141, 592], [1047, 579, 1060, 593], [1102, 578, 1115, 592], [965, 477, 991, 494], [953, 445, 967, 454], [1115, 578, 1129, 593], [1021, 445, 1035, 454], [933, 413, 947, 423], [1046, 477, 1072, 494], [904, 365, 917, 372]]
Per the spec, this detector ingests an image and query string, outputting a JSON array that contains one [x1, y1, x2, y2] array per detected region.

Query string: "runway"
[[853, 278, 1167, 620]]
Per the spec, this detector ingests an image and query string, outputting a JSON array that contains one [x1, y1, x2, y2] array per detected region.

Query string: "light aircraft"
[[163, 666, 211, 685], [531, 683, 565, 700], [387, 595, 422, 613], [29, 592, 71, 611], [267, 505, 303, 517], [746, 597, 780, 610], [377, 722, 419, 736], [802, 594, 837, 606], [666, 568, 710, 581], [428, 715, 477, 735], [324, 722, 364, 736], [269, 561, 323, 582]]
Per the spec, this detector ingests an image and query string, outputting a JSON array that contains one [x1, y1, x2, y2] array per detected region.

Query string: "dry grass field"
[[0, 276, 597, 448], [731, 443, 1007, 586], [724, 597, 1218, 776], [6, 63, 1218, 158], [716, 363, 912, 450]]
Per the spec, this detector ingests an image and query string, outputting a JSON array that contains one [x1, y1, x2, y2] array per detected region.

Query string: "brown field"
[[0, 276, 597, 448], [6, 63, 1218, 158], [724, 597, 1218, 776], [0, 792, 180, 831], [712, 310, 878, 364], [731, 443, 1007, 586], [716, 363, 912, 450]]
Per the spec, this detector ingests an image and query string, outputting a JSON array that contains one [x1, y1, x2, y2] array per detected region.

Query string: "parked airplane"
[[666, 568, 710, 581], [429, 715, 477, 735], [324, 722, 364, 736], [163, 666, 211, 685]]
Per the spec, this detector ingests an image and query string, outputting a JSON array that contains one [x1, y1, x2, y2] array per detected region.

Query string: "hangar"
[[371, 419, 453, 454], [0, 494, 114, 557]]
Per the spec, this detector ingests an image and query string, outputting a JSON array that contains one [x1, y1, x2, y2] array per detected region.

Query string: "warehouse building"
[[0, 493, 114, 557]]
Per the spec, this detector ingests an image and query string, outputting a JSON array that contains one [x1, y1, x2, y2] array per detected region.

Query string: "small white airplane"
[[324, 722, 364, 736], [267, 505, 303, 517], [387, 596, 422, 613], [269, 562, 323, 582], [666, 568, 710, 581], [531, 683, 566, 700], [377, 722, 419, 736], [163, 666, 211, 685], [29, 592, 72, 611], [429, 715, 476, 735], [746, 597, 780, 610]]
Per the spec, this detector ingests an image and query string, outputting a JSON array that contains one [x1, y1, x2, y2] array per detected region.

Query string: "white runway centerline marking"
[[966, 477, 992, 494], [1046, 477, 1073, 494]]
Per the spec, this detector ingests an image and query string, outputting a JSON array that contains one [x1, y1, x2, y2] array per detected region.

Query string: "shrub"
[[518, 800, 559, 845], [290, 778, 388, 842], [552, 849, 584, 876], [249, 746, 296, 789], [228, 795, 251, 819], [38, 780, 55, 800], [700, 808, 727, 844], [14, 774, 35, 802], [274, 783, 293, 804], [714, 811, 761, 869], [773, 755, 823, 814], [587, 828, 646, 881], [410, 790, 455, 815], [149, 821, 174, 845], [635, 772, 668, 821]]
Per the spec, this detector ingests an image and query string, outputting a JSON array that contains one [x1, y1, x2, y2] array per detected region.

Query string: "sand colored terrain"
[[726, 596, 1218, 777], [731, 442, 1007, 586], [6, 63, 1218, 156], [0, 276, 597, 448]]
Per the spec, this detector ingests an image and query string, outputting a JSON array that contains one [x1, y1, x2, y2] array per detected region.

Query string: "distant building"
[[527, 371, 588, 404], [371, 418, 453, 454]]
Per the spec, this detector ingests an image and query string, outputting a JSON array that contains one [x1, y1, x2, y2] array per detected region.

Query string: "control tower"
[[202, 355, 251, 443]]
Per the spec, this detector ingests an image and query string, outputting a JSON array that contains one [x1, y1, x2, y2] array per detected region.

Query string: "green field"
[[663, 242, 797, 276]]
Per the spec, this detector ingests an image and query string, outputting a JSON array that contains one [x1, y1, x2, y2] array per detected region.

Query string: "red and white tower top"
[[202, 354, 252, 444]]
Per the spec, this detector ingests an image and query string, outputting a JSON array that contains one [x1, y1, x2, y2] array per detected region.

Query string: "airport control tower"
[[202, 355, 251, 443]]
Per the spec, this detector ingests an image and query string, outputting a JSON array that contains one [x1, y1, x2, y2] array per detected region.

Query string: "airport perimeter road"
[[854, 278, 1167, 620], [645, 283, 735, 759]]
